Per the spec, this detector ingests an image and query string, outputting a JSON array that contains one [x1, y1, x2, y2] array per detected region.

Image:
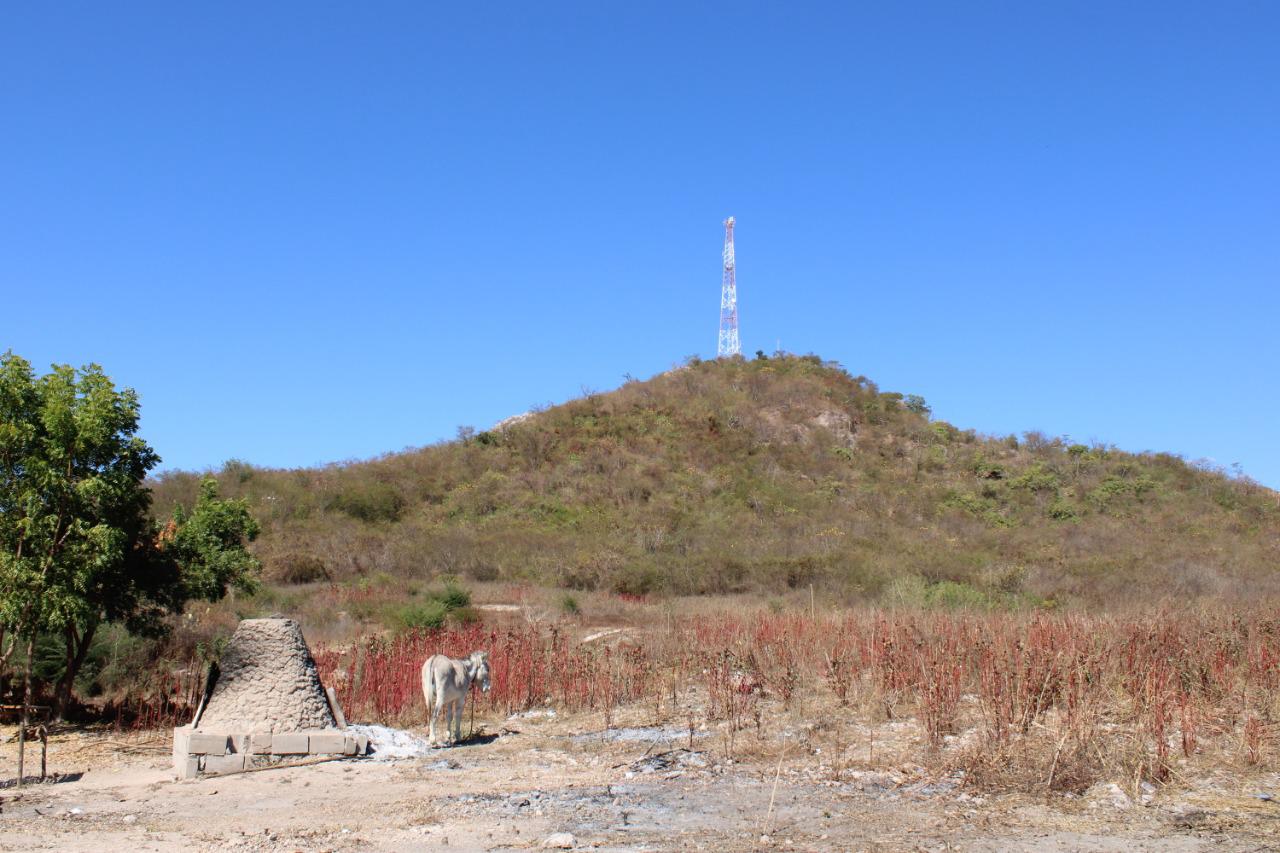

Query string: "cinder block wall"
[[174, 726, 368, 779]]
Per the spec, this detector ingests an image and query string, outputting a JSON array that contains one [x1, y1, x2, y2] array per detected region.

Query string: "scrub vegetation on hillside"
[[152, 353, 1280, 617]]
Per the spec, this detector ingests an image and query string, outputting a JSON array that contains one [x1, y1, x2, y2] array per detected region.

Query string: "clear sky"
[[3, 3, 1277, 486]]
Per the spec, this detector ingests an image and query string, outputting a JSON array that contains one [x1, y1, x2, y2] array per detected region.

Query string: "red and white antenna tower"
[[717, 216, 740, 358]]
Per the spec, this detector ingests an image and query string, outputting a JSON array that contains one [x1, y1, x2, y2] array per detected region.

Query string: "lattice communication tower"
[[717, 216, 740, 358]]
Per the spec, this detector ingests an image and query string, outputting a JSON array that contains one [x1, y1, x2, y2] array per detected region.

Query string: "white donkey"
[[421, 651, 491, 746]]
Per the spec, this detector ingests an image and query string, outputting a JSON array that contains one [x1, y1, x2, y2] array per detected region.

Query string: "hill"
[[152, 354, 1280, 611]]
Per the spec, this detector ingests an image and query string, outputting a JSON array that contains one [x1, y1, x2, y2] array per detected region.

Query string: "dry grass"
[[298, 604, 1280, 792]]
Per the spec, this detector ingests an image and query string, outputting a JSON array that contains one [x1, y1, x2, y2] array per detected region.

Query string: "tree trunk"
[[18, 635, 33, 786], [53, 619, 97, 721]]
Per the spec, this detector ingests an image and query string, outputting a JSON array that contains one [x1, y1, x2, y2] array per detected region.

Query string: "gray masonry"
[[172, 618, 364, 779], [197, 617, 336, 732]]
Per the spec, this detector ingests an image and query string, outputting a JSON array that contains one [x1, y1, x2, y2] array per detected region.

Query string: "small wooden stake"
[[326, 686, 347, 729], [763, 750, 784, 836], [17, 638, 32, 788], [16, 708, 25, 788]]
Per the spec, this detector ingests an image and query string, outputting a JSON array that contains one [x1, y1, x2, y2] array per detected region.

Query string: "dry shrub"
[[950, 735, 1103, 794], [313, 607, 1280, 779], [266, 552, 330, 585], [119, 592, 1280, 802]]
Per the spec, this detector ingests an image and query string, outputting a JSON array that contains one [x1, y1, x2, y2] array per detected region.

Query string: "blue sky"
[[3, 3, 1277, 486]]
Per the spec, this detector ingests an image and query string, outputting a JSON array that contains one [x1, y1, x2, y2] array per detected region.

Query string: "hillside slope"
[[153, 355, 1280, 607]]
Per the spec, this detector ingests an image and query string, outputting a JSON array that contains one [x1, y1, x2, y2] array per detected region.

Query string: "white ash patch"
[[346, 724, 433, 760]]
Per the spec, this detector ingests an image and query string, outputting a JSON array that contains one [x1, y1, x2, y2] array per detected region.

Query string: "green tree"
[[904, 394, 931, 417], [0, 353, 260, 716]]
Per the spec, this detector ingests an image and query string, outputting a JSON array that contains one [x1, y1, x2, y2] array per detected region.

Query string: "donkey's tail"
[[422, 656, 437, 709]]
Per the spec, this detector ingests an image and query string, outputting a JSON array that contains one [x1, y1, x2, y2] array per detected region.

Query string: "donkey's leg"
[[429, 696, 445, 746], [454, 694, 466, 744]]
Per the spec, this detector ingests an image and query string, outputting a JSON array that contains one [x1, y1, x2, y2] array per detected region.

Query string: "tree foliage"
[[0, 352, 259, 710]]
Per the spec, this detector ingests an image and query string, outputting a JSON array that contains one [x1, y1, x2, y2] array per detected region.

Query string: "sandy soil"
[[3, 712, 1280, 853]]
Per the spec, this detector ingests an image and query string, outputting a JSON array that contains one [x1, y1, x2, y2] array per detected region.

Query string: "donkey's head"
[[469, 650, 492, 693]]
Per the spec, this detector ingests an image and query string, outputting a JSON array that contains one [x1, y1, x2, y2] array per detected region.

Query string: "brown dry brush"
[[128, 606, 1280, 786], [302, 609, 1279, 779], [148, 355, 1280, 612]]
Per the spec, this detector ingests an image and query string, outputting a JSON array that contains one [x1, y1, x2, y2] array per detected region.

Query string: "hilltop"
[[152, 354, 1279, 610]]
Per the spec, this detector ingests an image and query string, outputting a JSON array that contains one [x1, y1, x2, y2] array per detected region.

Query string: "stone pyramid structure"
[[196, 617, 336, 733], [173, 617, 366, 778]]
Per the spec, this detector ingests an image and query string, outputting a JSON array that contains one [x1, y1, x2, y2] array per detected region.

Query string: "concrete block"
[[187, 733, 230, 755], [355, 733, 369, 755], [172, 726, 191, 763], [230, 734, 251, 754], [271, 733, 309, 754], [251, 733, 274, 754], [176, 756, 200, 780], [342, 736, 358, 756], [308, 732, 346, 754], [203, 753, 246, 775]]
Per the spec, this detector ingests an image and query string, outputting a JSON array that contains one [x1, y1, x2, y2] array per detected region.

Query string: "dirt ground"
[[2, 711, 1280, 853]]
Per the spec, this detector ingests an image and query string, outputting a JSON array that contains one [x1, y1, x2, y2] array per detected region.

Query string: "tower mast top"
[[717, 217, 740, 358]]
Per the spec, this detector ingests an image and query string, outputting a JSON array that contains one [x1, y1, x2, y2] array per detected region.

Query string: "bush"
[[1086, 475, 1157, 513], [885, 574, 929, 607], [466, 559, 501, 583], [931, 421, 959, 443], [448, 605, 481, 625], [904, 394, 931, 417], [435, 581, 472, 611], [1010, 464, 1060, 492], [942, 490, 1012, 528], [267, 553, 330, 585], [327, 481, 405, 523], [394, 600, 448, 631], [612, 564, 662, 597], [388, 580, 476, 633], [1048, 499, 1080, 522], [926, 580, 995, 610], [559, 594, 581, 615], [968, 452, 1004, 480]]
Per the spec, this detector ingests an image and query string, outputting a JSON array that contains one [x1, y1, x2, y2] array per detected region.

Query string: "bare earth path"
[[2, 720, 1278, 852]]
